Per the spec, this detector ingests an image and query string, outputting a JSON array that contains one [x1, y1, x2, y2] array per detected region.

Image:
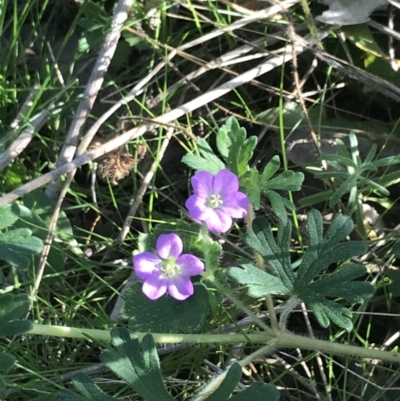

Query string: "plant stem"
[[246, 203, 280, 332], [28, 323, 400, 363], [276, 331, 400, 364], [29, 323, 270, 343]]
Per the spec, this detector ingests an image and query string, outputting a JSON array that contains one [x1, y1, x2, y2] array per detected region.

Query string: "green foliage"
[[21, 191, 83, 258], [0, 293, 32, 389], [300, 132, 400, 216], [182, 137, 226, 174], [52, 328, 280, 401], [182, 117, 304, 224], [216, 116, 258, 177], [256, 102, 395, 138], [229, 209, 374, 330], [0, 203, 43, 269], [78, 0, 112, 51], [123, 282, 209, 332], [204, 363, 280, 401], [241, 156, 304, 223]]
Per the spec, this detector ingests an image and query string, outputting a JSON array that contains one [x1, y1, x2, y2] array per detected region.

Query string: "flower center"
[[207, 194, 223, 210], [161, 259, 180, 277]]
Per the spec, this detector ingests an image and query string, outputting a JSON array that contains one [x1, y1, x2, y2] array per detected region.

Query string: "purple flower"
[[133, 233, 204, 301], [185, 169, 249, 234]]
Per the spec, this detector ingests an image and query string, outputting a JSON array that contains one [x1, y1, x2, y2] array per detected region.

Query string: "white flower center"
[[161, 259, 180, 277], [208, 194, 223, 210]]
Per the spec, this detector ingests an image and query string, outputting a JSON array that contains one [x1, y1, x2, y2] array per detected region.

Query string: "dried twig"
[[45, 0, 132, 199], [0, 28, 329, 207]]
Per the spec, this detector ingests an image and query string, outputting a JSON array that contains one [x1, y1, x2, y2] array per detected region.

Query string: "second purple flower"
[[185, 169, 249, 234]]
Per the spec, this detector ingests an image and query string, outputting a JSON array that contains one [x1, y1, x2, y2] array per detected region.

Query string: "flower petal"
[[220, 191, 248, 218], [213, 169, 239, 196], [167, 274, 194, 300], [176, 254, 204, 276], [185, 194, 213, 221], [204, 209, 232, 233], [133, 252, 162, 280], [191, 171, 214, 199], [142, 271, 168, 300], [156, 233, 183, 259]]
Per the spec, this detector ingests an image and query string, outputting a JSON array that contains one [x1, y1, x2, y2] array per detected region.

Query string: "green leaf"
[[265, 190, 295, 225], [307, 263, 373, 303], [203, 363, 280, 401], [241, 156, 303, 219], [0, 293, 33, 338], [261, 169, 304, 192], [260, 156, 281, 181], [203, 363, 242, 401], [231, 210, 373, 331], [374, 170, 400, 188], [246, 217, 295, 290], [298, 190, 334, 207], [306, 294, 354, 330], [4, 162, 26, 188], [0, 375, 6, 391], [241, 169, 261, 209], [228, 262, 291, 298], [373, 155, 400, 168], [329, 175, 356, 208], [182, 138, 225, 174], [72, 373, 121, 401], [230, 382, 280, 401], [101, 329, 174, 401], [362, 178, 389, 196], [296, 211, 366, 285], [0, 228, 43, 269], [322, 153, 358, 169], [52, 389, 88, 401], [0, 204, 20, 230], [123, 282, 209, 332], [0, 352, 15, 374], [22, 191, 83, 257], [216, 116, 257, 177], [0, 293, 33, 391]]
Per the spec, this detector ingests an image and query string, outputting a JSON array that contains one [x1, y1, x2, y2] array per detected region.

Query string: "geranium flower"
[[185, 169, 248, 233], [133, 233, 204, 301]]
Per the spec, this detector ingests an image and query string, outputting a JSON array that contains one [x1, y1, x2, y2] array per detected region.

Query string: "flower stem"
[[201, 223, 213, 277], [246, 202, 281, 333]]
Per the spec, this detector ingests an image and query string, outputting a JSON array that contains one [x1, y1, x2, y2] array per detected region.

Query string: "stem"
[[276, 331, 400, 364], [29, 324, 400, 363], [201, 223, 213, 278], [246, 203, 280, 333], [29, 323, 270, 343]]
